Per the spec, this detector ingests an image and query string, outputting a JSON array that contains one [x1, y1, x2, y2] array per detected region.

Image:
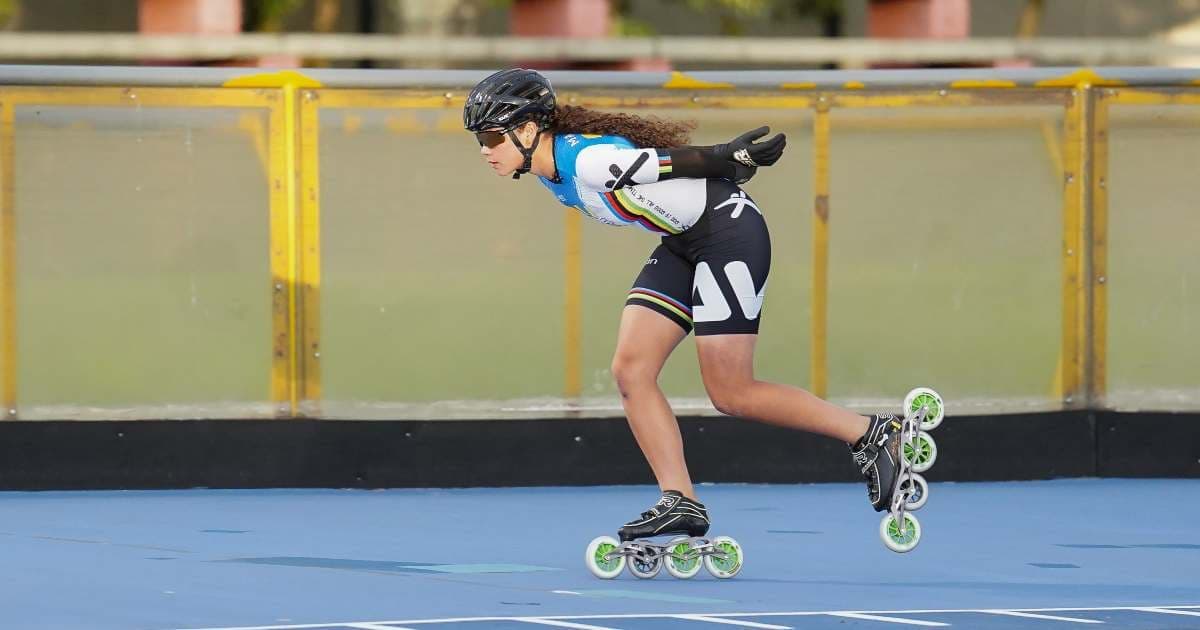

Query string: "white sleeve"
[[573, 145, 664, 191]]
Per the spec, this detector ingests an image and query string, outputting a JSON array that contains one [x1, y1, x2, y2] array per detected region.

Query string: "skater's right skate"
[[618, 490, 710, 542], [585, 490, 742, 580]]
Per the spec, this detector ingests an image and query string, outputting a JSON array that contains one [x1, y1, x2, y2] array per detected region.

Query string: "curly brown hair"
[[550, 105, 695, 148]]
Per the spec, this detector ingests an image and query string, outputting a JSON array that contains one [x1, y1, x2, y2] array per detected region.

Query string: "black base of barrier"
[[0, 411, 1196, 490]]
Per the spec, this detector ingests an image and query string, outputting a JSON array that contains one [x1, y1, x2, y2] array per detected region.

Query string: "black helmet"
[[464, 69, 557, 179], [463, 68, 557, 133]]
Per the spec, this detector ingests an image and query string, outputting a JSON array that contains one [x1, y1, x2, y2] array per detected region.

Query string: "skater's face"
[[476, 121, 536, 177]]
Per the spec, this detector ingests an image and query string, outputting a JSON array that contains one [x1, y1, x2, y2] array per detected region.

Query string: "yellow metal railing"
[[811, 101, 830, 400], [0, 69, 1196, 419], [0, 100, 12, 419]]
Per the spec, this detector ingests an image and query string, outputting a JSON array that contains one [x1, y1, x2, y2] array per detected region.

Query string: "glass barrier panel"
[[14, 104, 273, 419], [1105, 102, 1200, 411], [828, 104, 1065, 414]]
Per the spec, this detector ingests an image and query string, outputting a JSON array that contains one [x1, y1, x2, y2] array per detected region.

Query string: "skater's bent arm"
[[573, 144, 741, 191]]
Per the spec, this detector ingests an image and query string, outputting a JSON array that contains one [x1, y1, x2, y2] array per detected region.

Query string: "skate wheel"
[[905, 387, 944, 431], [664, 537, 703, 579], [626, 544, 662, 579], [904, 431, 938, 473], [585, 536, 625, 579], [703, 536, 743, 579], [902, 472, 929, 511], [880, 512, 921, 553]]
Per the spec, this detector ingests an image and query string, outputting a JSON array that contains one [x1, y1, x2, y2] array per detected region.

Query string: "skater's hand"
[[712, 126, 787, 184]]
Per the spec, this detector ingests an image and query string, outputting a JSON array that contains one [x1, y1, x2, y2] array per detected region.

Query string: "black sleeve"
[[662, 146, 738, 181]]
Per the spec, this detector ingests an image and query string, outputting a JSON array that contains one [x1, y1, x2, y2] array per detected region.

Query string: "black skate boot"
[[618, 490, 711, 542], [849, 414, 905, 512]]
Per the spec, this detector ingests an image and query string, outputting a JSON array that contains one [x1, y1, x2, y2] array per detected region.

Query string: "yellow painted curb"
[[662, 71, 734, 90], [223, 70, 323, 89], [950, 79, 1018, 89], [1035, 68, 1126, 88]]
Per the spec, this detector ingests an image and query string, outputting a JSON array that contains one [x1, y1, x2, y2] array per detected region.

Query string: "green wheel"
[[879, 512, 921, 553], [664, 537, 703, 579], [585, 535, 624, 579], [703, 536, 744, 579], [903, 431, 938, 473], [905, 387, 944, 431]]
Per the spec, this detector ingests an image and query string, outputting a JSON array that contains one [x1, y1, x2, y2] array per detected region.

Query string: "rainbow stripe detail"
[[656, 149, 672, 175], [602, 189, 679, 235], [628, 287, 692, 324]]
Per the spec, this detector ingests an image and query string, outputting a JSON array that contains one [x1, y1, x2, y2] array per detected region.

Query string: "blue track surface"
[[3, 479, 1199, 630]]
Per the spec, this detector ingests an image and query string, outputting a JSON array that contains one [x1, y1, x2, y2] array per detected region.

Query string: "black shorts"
[[626, 179, 771, 336]]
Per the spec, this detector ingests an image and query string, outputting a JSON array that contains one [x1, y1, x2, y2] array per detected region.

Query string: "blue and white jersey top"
[[537, 133, 710, 235]]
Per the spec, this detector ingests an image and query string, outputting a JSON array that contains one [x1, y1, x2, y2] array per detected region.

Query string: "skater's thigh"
[[614, 243, 692, 375], [695, 333, 757, 391], [613, 304, 688, 378]]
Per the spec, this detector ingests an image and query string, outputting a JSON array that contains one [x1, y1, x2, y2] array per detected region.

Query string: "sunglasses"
[[474, 129, 508, 148]]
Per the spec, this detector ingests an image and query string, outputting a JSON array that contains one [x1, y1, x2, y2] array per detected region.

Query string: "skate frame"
[[890, 405, 928, 538], [607, 537, 731, 567]]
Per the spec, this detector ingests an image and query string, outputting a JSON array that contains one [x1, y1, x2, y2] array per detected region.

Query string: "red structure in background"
[[867, 0, 1030, 68], [868, 0, 969, 40], [138, 0, 299, 67], [511, 0, 670, 71], [137, 0, 1026, 70]]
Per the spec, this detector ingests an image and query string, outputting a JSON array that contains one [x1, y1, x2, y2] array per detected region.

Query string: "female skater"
[[463, 69, 906, 546]]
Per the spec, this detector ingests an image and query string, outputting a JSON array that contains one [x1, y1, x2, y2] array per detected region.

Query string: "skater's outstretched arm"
[[573, 126, 787, 190]]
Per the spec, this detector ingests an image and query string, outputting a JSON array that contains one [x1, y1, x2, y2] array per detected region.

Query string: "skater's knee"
[[705, 384, 754, 419], [611, 354, 659, 398]]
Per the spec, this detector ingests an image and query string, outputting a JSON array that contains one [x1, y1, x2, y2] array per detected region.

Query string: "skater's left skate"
[[585, 490, 743, 580], [852, 387, 944, 553]]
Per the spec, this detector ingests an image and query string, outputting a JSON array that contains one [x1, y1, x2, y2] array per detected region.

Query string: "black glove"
[[712, 126, 787, 169], [664, 127, 787, 185]]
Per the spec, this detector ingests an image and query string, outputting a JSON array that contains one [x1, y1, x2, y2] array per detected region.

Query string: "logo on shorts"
[[645, 258, 658, 265], [714, 190, 761, 218]]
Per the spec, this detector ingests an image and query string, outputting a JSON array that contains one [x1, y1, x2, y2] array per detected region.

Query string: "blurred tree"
[[242, 0, 304, 32], [614, 0, 843, 36], [788, 0, 844, 38], [1017, 0, 1045, 37], [392, 0, 496, 35], [394, 0, 456, 35], [314, 0, 340, 32], [0, 0, 20, 31], [484, 0, 843, 37], [308, 0, 341, 67], [678, 0, 773, 34]]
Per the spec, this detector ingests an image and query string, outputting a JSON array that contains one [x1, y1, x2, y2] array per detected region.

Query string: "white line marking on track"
[[173, 619, 518, 630], [674, 614, 792, 629], [552, 590, 582, 595], [983, 610, 1104, 624], [170, 604, 1200, 630], [828, 612, 949, 627], [346, 624, 418, 630], [697, 604, 1200, 618], [1131, 607, 1200, 617], [515, 619, 620, 630]]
